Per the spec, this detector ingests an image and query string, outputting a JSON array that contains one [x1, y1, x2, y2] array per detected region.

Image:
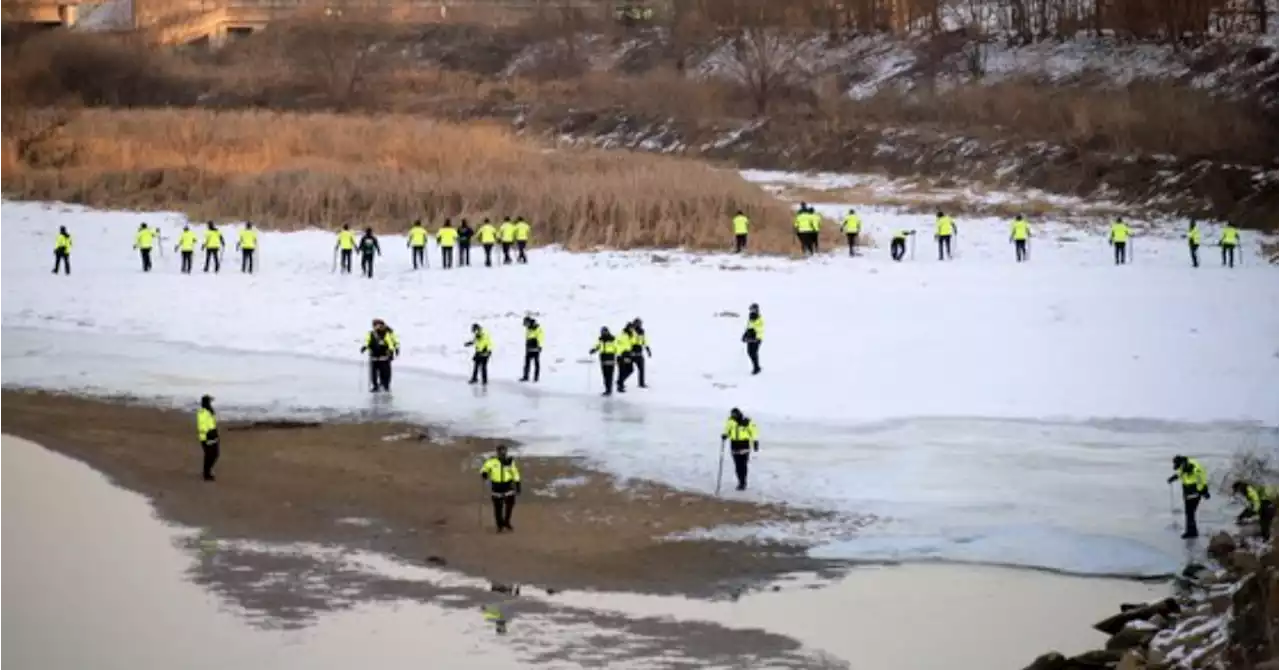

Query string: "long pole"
[[715, 440, 726, 497], [1169, 482, 1181, 531]]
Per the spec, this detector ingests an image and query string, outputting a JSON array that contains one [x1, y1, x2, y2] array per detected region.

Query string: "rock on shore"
[[1023, 528, 1278, 670]]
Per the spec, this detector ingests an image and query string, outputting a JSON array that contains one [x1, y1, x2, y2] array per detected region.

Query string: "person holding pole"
[[1167, 455, 1209, 539], [720, 408, 759, 492]]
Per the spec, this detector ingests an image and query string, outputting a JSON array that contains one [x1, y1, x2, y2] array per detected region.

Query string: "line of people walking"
[[725, 207, 1247, 267], [334, 217, 535, 278]]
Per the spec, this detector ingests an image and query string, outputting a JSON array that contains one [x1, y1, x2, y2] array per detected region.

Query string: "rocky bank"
[[1024, 528, 1278, 670]]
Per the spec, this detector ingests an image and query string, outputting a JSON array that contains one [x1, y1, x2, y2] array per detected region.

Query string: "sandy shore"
[[3, 432, 1168, 669], [1, 390, 843, 596]]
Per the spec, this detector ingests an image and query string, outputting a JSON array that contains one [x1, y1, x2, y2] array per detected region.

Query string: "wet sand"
[[0, 390, 842, 596], [4, 431, 1168, 669]]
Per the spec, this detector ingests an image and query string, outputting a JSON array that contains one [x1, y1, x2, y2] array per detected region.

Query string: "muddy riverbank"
[[1, 390, 846, 597]]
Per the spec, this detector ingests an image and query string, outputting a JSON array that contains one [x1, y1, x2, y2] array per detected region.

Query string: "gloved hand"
[[753, 442, 760, 452], [514, 482, 522, 495], [1202, 489, 1210, 500], [360, 346, 367, 354], [1166, 475, 1177, 483]]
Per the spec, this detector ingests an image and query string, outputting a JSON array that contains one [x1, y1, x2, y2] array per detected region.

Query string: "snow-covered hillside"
[[2, 188, 1276, 578]]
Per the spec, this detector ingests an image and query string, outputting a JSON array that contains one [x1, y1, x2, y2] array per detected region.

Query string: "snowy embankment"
[[2, 192, 1276, 579]]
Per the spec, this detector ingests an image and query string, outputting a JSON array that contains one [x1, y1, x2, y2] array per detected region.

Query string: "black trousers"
[[1183, 490, 1202, 537], [483, 243, 494, 267], [470, 354, 490, 384], [936, 235, 952, 260], [241, 249, 255, 273], [369, 359, 392, 391], [1260, 500, 1276, 540], [632, 352, 646, 387], [1221, 244, 1235, 268], [180, 250, 193, 273], [616, 356, 633, 391], [516, 240, 528, 263], [53, 249, 70, 274], [340, 249, 353, 273], [490, 489, 516, 530], [1189, 243, 1199, 268], [1014, 239, 1028, 262], [731, 447, 750, 490], [745, 341, 761, 374], [846, 232, 859, 256], [795, 231, 805, 253], [1113, 242, 1127, 265], [458, 242, 471, 266], [803, 231, 819, 255], [441, 246, 454, 269], [411, 245, 425, 269], [201, 432, 220, 480], [140, 249, 153, 272], [890, 239, 906, 261], [361, 253, 375, 278], [204, 249, 220, 273], [735, 234, 748, 252], [501, 242, 513, 264], [599, 360, 616, 395], [522, 350, 540, 382]]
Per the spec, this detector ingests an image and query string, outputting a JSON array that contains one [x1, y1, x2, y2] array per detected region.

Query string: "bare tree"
[[721, 27, 812, 115], [276, 2, 395, 109]]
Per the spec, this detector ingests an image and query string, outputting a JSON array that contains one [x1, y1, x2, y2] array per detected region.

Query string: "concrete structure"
[[4, 0, 613, 45]]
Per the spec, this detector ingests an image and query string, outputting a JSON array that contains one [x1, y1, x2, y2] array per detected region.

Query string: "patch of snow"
[[2, 195, 1276, 578]]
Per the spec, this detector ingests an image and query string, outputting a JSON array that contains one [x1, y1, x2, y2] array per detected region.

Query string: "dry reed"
[[3, 108, 798, 252]]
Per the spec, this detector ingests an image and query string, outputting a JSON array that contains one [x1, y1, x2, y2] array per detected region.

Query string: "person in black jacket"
[[457, 220, 474, 267], [358, 228, 381, 278]]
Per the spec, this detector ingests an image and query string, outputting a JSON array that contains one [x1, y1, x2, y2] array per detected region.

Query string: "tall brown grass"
[[3, 108, 797, 252]]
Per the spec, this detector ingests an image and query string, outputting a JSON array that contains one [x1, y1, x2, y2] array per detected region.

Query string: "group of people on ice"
[[726, 207, 1247, 267]]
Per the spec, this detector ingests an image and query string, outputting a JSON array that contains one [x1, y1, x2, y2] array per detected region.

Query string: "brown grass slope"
[[3, 108, 797, 252]]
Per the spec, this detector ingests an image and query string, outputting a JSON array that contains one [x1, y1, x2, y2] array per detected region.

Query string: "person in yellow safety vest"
[[520, 315, 544, 383], [1219, 223, 1240, 268], [175, 225, 198, 274], [841, 209, 862, 257], [614, 323, 637, 393], [498, 217, 517, 265], [203, 222, 225, 274], [407, 220, 429, 270], [793, 203, 812, 255], [733, 210, 751, 253], [1185, 221, 1201, 268], [890, 229, 915, 262], [934, 211, 957, 261], [465, 323, 493, 385], [741, 303, 763, 375], [514, 216, 532, 264], [1010, 215, 1031, 263], [52, 226, 72, 275], [482, 604, 508, 634], [1108, 218, 1131, 266], [1167, 455, 1209, 539], [360, 318, 400, 392], [335, 224, 357, 274], [627, 317, 652, 388], [588, 327, 621, 396], [236, 222, 258, 274], [196, 394, 220, 482], [480, 444, 522, 533], [720, 407, 760, 491], [476, 219, 499, 268], [436, 219, 458, 269], [809, 207, 823, 253], [1232, 480, 1278, 540], [134, 223, 156, 273]]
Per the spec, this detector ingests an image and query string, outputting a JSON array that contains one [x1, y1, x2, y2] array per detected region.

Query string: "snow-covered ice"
[[2, 197, 1276, 578]]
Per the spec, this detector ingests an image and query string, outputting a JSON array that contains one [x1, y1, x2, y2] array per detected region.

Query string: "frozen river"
[[4, 326, 1270, 577]]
